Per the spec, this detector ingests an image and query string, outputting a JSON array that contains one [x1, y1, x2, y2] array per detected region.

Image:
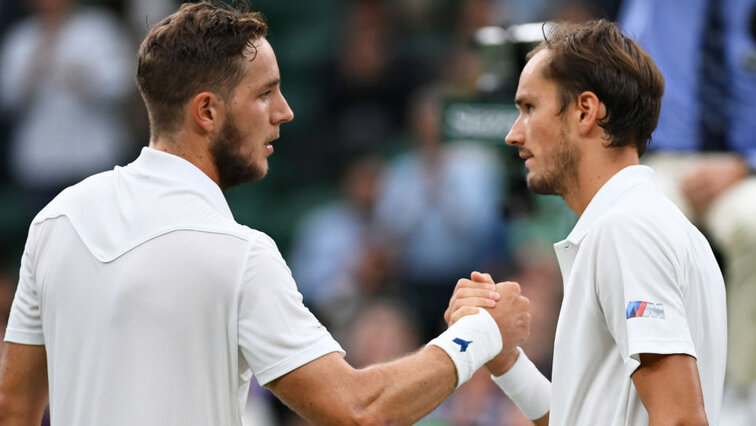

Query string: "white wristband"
[[428, 308, 502, 388], [490, 347, 550, 420]]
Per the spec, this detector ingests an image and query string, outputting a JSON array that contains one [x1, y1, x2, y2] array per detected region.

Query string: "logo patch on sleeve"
[[626, 301, 665, 319]]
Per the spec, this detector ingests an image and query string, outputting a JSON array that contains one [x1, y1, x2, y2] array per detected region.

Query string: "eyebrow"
[[261, 78, 280, 91]]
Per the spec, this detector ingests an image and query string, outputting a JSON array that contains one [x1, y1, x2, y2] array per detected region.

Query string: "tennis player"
[[448, 19, 727, 426]]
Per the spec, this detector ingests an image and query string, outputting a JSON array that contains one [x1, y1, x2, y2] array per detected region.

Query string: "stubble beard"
[[526, 129, 580, 197], [210, 113, 267, 190]]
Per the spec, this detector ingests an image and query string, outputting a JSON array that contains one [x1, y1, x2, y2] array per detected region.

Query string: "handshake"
[[431, 272, 530, 378], [431, 271, 549, 422]]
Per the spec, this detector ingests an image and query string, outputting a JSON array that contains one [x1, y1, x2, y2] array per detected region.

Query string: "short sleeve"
[[5, 227, 45, 345], [237, 232, 344, 386], [592, 216, 696, 378]]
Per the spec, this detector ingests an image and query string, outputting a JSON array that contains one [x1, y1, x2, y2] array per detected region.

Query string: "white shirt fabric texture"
[[5, 147, 344, 426], [549, 165, 727, 425], [0, 7, 132, 189]]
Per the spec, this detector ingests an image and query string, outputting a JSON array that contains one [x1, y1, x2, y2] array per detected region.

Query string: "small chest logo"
[[626, 301, 665, 319], [452, 338, 473, 352]]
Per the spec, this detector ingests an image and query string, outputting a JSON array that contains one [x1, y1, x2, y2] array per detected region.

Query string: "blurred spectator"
[[289, 156, 395, 332], [375, 86, 505, 340], [621, 0, 756, 423], [0, 0, 133, 205], [125, 0, 176, 36], [343, 299, 420, 368], [317, 0, 427, 178]]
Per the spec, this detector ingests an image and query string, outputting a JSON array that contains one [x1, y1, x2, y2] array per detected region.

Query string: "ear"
[[189, 91, 224, 134], [575, 91, 606, 136]]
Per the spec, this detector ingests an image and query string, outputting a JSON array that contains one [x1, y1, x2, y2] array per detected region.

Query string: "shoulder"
[[32, 170, 115, 225], [584, 184, 697, 268]]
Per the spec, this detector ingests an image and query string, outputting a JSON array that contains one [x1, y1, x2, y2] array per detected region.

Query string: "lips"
[[264, 135, 279, 151]]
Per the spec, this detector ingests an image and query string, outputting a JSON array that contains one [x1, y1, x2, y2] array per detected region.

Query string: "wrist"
[[490, 347, 550, 420], [428, 308, 503, 387], [485, 347, 519, 376]]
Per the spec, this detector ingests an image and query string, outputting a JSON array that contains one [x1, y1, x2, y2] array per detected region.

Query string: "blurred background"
[[1, 0, 754, 425]]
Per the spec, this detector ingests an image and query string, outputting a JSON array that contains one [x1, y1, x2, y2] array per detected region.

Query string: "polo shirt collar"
[[130, 147, 234, 220], [565, 165, 655, 245]]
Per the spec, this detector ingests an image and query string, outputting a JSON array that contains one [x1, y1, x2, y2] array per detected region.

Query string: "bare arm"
[[632, 353, 708, 426], [267, 347, 456, 424], [266, 278, 530, 424], [0, 343, 48, 426]]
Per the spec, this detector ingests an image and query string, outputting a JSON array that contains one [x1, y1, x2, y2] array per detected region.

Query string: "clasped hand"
[[444, 271, 531, 375]]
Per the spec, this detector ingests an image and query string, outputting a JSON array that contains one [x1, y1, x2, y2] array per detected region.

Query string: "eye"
[[525, 103, 534, 112], [260, 90, 272, 99]]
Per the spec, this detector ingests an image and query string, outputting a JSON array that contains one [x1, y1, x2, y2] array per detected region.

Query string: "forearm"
[[270, 348, 456, 425], [270, 309, 507, 424], [349, 346, 457, 424]]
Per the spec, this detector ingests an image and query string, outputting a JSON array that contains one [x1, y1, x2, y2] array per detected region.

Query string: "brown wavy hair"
[[136, 1, 268, 137], [529, 20, 664, 156]]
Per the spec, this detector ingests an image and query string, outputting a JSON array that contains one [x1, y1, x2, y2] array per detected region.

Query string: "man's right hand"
[[444, 272, 531, 369]]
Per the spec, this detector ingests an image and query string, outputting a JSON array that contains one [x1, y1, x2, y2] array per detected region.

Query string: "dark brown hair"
[[136, 1, 267, 137], [529, 19, 664, 155]]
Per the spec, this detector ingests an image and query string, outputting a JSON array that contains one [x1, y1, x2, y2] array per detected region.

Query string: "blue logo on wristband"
[[453, 338, 473, 352]]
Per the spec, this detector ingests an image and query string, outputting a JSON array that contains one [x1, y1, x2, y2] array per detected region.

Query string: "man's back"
[[36, 219, 249, 424], [6, 148, 343, 425]]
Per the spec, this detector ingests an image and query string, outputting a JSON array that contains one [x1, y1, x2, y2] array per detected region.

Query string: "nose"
[[273, 91, 294, 125], [505, 115, 523, 147]]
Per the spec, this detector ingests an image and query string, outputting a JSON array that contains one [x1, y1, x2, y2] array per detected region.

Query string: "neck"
[[563, 145, 639, 216], [150, 133, 220, 186]]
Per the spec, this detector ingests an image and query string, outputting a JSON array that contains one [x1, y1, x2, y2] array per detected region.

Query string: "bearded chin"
[[210, 118, 266, 190], [526, 173, 562, 195], [525, 130, 579, 197]]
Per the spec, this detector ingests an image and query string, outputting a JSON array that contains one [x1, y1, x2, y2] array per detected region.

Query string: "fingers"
[[445, 277, 500, 326], [495, 281, 523, 300], [450, 278, 499, 307], [471, 271, 495, 285], [486, 283, 531, 351], [448, 306, 481, 326]]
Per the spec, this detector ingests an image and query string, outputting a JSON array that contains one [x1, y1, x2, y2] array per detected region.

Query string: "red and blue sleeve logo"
[[626, 301, 665, 319]]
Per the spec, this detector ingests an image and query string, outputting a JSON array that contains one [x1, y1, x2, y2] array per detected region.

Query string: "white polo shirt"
[[5, 147, 344, 426], [549, 165, 726, 425]]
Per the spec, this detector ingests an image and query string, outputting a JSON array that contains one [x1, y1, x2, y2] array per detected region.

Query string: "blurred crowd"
[[1, 0, 754, 425]]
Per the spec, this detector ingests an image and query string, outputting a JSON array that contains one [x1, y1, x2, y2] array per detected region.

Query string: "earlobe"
[[191, 92, 220, 133]]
